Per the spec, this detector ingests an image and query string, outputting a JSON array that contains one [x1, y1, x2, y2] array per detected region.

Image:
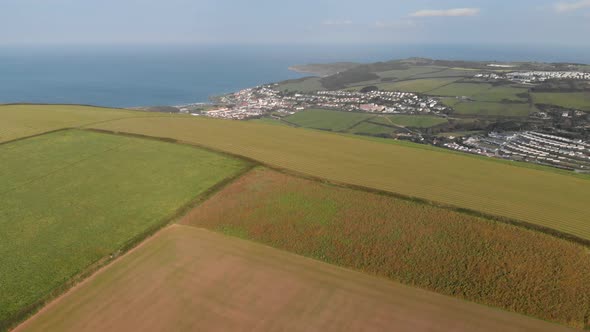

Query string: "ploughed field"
[[89, 115, 590, 241], [0, 129, 247, 330], [15, 225, 574, 332], [181, 168, 590, 329]]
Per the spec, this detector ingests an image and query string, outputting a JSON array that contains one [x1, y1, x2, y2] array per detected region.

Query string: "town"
[[188, 85, 451, 120]]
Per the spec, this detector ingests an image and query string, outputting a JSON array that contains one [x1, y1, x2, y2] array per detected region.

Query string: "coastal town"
[[187, 85, 451, 120]]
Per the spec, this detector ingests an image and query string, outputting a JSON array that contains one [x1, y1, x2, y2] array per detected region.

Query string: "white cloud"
[[554, 0, 590, 12], [322, 19, 353, 26], [410, 8, 480, 17]]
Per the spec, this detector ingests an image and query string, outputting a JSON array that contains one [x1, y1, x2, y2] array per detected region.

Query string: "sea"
[[1, 44, 589, 108]]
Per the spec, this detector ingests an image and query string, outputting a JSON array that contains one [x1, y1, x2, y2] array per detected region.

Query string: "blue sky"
[[0, 0, 589, 45]]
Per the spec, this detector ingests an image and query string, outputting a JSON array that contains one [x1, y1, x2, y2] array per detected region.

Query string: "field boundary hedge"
[[85, 128, 590, 249], [0, 128, 71, 147]]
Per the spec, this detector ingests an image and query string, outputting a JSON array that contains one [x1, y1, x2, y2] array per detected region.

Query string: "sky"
[[0, 0, 589, 46]]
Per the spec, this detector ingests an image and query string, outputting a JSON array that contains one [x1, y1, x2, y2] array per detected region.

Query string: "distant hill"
[[284, 57, 590, 91], [288, 62, 360, 77]]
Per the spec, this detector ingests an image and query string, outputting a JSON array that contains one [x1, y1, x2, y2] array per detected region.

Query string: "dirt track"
[[15, 225, 573, 332]]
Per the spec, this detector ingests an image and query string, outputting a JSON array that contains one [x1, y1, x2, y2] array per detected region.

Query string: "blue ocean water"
[[1, 44, 589, 108]]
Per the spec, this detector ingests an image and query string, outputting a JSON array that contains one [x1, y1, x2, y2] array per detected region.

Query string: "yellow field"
[[15, 225, 572, 332], [88, 116, 590, 241], [0, 104, 160, 143]]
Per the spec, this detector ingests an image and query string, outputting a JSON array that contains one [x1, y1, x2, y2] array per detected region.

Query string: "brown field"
[[88, 116, 590, 242], [181, 168, 590, 329], [16, 225, 573, 332]]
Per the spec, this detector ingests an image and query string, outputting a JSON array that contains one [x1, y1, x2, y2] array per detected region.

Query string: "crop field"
[[372, 115, 448, 128], [285, 109, 373, 131], [0, 104, 159, 143], [181, 168, 590, 329], [89, 115, 590, 241], [453, 101, 532, 117], [16, 224, 574, 332], [0, 130, 247, 330], [532, 92, 590, 111], [348, 121, 397, 136]]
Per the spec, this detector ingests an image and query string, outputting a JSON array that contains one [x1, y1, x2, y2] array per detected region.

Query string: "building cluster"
[[443, 131, 590, 171], [475, 71, 590, 84], [315, 90, 448, 114], [204, 87, 295, 120], [201, 85, 450, 120]]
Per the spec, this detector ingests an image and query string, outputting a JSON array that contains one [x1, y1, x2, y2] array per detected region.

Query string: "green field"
[[0, 130, 247, 330], [183, 168, 590, 329], [411, 68, 481, 79], [372, 77, 460, 93], [430, 83, 528, 103], [285, 109, 374, 131], [348, 121, 397, 135], [89, 115, 590, 241], [532, 92, 590, 111], [430, 82, 494, 97], [372, 115, 448, 128], [453, 101, 532, 117], [0, 104, 160, 143], [472, 85, 529, 102], [376, 66, 444, 80]]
